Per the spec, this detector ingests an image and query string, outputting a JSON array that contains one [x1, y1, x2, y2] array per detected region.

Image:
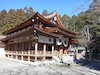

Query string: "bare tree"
[[82, 25, 93, 61]]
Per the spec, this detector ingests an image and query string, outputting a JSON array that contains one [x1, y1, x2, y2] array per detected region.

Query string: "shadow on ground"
[[77, 59, 100, 71]]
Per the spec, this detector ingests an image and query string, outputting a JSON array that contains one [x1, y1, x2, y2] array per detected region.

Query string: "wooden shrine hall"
[[2, 10, 77, 62]]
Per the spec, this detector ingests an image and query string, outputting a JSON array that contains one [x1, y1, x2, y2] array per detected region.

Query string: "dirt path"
[[0, 58, 100, 75]]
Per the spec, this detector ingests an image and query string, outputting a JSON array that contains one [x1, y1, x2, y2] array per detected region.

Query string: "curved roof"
[[43, 11, 57, 19], [37, 12, 77, 35], [42, 11, 77, 35], [34, 26, 62, 38], [3, 11, 77, 36], [43, 11, 65, 28]]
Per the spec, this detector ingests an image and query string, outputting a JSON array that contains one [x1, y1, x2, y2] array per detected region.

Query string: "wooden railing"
[[5, 50, 35, 55], [37, 50, 44, 55], [54, 51, 60, 55], [46, 51, 52, 55], [5, 50, 67, 62], [5, 50, 62, 55]]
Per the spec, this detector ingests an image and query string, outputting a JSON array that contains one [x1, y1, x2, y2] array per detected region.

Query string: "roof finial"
[[42, 10, 48, 16]]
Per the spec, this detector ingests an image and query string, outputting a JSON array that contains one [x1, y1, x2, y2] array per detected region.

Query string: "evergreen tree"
[[0, 7, 35, 34], [61, 14, 70, 28], [0, 9, 7, 27], [24, 7, 34, 19]]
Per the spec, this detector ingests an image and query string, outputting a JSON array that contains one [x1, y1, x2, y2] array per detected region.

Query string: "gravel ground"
[[0, 58, 100, 75]]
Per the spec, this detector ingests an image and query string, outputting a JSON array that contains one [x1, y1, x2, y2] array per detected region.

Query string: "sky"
[[0, 0, 93, 17]]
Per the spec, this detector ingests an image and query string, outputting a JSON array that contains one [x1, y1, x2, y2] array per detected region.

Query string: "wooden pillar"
[[28, 51, 30, 61], [69, 44, 72, 48], [7, 45, 10, 58], [11, 44, 13, 58], [60, 45, 63, 55], [43, 44, 46, 61], [16, 51, 18, 59], [75, 48, 78, 59], [60, 49, 63, 55], [21, 39, 24, 60], [28, 40, 31, 51], [16, 43, 18, 59], [8, 54, 9, 58], [28, 40, 31, 61], [52, 45, 54, 55], [64, 49, 67, 54], [35, 43, 38, 62], [21, 51, 23, 60]]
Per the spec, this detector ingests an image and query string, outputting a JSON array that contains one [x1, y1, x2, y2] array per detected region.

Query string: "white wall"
[[0, 48, 5, 57], [38, 35, 54, 44]]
